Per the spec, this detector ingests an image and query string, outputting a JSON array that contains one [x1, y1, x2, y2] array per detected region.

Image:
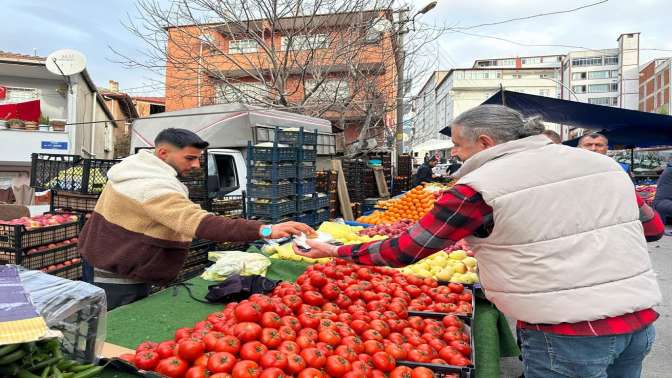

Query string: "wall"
[[0, 129, 70, 165], [73, 76, 114, 159], [619, 33, 640, 110]]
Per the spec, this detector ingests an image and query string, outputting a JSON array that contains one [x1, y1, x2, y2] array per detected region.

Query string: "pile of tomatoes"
[[120, 260, 472, 378]]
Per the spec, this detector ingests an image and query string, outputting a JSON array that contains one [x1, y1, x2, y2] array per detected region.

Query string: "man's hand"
[[292, 239, 340, 259], [268, 221, 315, 239]]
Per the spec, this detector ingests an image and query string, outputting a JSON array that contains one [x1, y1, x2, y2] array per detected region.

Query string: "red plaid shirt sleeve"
[[336, 184, 492, 267]]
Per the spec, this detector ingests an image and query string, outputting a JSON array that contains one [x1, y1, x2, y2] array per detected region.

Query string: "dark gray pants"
[[94, 282, 151, 310]]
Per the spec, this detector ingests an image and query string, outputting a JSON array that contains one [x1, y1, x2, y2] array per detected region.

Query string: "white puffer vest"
[[456, 135, 662, 324]]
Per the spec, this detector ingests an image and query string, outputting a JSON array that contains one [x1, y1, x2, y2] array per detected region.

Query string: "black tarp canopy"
[[439, 89, 672, 148]]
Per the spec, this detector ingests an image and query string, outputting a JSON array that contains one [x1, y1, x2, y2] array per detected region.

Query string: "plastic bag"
[[18, 267, 107, 363], [201, 251, 272, 281]]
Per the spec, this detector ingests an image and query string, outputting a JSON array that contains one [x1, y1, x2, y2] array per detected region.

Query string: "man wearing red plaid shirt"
[[299, 105, 664, 378]]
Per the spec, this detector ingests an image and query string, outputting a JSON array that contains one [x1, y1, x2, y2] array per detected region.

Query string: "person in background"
[[578, 132, 609, 155], [79, 128, 313, 309], [415, 156, 438, 185], [447, 157, 462, 176], [653, 159, 672, 224], [298, 105, 664, 378], [542, 129, 561, 144]]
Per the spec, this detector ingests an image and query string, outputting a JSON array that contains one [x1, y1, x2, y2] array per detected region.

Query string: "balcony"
[[0, 128, 70, 165]]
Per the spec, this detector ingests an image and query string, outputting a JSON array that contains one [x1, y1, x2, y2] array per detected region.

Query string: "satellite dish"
[[46, 49, 87, 76]]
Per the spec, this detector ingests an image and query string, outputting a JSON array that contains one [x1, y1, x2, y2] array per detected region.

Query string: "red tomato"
[[362, 329, 383, 341], [194, 352, 214, 367], [298, 328, 318, 341], [389, 366, 413, 378], [336, 294, 353, 309], [208, 352, 237, 373], [174, 328, 193, 342], [302, 291, 325, 306], [156, 341, 178, 359], [447, 283, 464, 294], [326, 355, 352, 377], [134, 350, 160, 370], [411, 367, 434, 378], [259, 367, 288, 378], [351, 360, 372, 377], [234, 323, 263, 342], [384, 344, 407, 360], [449, 340, 472, 357], [282, 295, 303, 312], [370, 320, 391, 337], [136, 341, 158, 354], [208, 312, 228, 324], [319, 329, 341, 346], [261, 312, 283, 329], [298, 313, 320, 329], [236, 302, 263, 323], [442, 330, 462, 343], [342, 336, 365, 354], [441, 316, 463, 329], [408, 350, 431, 363], [388, 333, 407, 346], [211, 374, 233, 378], [297, 367, 324, 378], [215, 335, 241, 354], [338, 312, 353, 324], [300, 347, 327, 369], [251, 295, 275, 312], [309, 271, 328, 287], [204, 332, 226, 352], [322, 303, 341, 314], [429, 339, 447, 352], [177, 339, 206, 362], [278, 326, 297, 341], [259, 351, 288, 370], [186, 366, 208, 378], [195, 321, 214, 332], [156, 357, 189, 378], [363, 340, 384, 355], [371, 352, 396, 373], [280, 316, 301, 331], [296, 335, 316, 349], [286, 353, 307, 374], [321, 283, 341, 300], [232, 360, 261, 378], [335, 345, 358, 362], [240, 341, 268, 362], [261, 328, 282, 348], [279, 340, 300, 355]]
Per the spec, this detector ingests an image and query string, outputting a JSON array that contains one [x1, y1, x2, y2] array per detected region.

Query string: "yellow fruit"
[[435, 267, 455, 281], [453, 262, 467, 274], [449, 250, 468, 260], [463, 256, 478, 268]]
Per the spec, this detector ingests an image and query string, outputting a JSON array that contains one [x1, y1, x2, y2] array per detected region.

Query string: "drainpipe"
[[90, 90, 96, 156]]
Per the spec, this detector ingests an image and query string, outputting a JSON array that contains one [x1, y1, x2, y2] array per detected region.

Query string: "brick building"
[[163, 10, 398, 148], [639, 58, 671, 115]]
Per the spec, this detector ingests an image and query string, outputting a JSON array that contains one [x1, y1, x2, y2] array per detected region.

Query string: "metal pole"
[[395, 9, 408, 160]]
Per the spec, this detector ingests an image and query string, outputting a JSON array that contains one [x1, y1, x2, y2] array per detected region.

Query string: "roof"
[[0, 50, 46, 64], [440, 89, 672, 148], [132, 96, 165, 104], [101, 91, 140, 119]]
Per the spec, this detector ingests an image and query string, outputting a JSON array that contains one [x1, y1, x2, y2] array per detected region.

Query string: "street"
[[500, 232, 672, 378]]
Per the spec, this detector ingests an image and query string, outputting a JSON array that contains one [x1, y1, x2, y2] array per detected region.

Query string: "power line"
[[452, 0, 609, 31]]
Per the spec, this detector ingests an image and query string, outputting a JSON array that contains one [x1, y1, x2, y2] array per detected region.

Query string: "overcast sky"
[[2, 0, 671, 97]]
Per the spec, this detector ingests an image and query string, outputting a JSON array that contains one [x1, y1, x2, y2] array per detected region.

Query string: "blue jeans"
[[519, 325, 656, 378]]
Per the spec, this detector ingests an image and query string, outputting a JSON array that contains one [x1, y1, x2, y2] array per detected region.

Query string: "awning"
[[439, 90, 672, 148], [413, 139, 454, 153]]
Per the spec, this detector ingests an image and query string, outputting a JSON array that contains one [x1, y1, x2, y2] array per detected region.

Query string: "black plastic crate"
[[315, 209, 329, 224], [249, 164, 297, 180], [31, 153, 119, 195], [297, 164, 316, 179], [248, 181, 296, 198], [247, 200, 296, 218], [298, 148, 317, 162], [315, 195, 329, 209], [0, 218, 81, 250], [1, 243, 80, 270], [49, 262, 83, 280], [51, 190, 99, 213], [296, 180, 316, 196], [294, 212, 310, 224], [277, 129, 318, 146], [184, 240, 215, 267], [297, 196, 314, 212], [249, 146, 297, 162], [211, 196, 245, 218]]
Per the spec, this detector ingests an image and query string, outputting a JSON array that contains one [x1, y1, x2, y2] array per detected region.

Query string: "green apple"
[[449, 250, 468, 260], [435, 267, 455, 281], [453, 262, 467, 274], [463, 256, 477, 268]]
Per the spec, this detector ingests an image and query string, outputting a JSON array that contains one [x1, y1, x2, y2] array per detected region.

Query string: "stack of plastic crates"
[[31, 153, 120, 219], [246, 131, 299, 224], [0, 214, 83, 279], [150, 240, 216, 293], [211, 195, 249, 251], [316, 170, 338, 219], [289, 129, 329, 227]]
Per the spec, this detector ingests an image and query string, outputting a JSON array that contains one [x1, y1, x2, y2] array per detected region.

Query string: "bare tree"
[[113, 0, 444, 151]]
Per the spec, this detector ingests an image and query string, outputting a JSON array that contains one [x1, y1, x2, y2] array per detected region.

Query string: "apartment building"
[[639, 58, 671, 115]]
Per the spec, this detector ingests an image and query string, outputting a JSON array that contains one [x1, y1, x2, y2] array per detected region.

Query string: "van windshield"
[[208, 154, 239, 195]]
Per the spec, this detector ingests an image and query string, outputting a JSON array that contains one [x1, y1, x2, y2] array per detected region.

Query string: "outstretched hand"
[[270, 221, 315, 239], [292, 239, 339, 259]]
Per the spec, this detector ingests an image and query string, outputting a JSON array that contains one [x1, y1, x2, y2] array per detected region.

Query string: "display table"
[[101, 252, 519, 378]]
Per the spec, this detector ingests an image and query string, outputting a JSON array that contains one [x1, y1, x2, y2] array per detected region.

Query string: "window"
[[511, 74, 522, 79], [572, 72, 587, 80], [0, 87, 39, 105], [215, 82, 267, 104], [522, 57, 541, 65], [207, 153, 239, 196], [587, 70, 610, 79], [604, 55, 619, 65], [588, 84, 610, 93], [611, 83, 619, 91], [610, 70, 619, 78], [281, 34, 329, 51], [588, 97, 611, 105], [572, 85, 587, 93], [304, 79, 349, 102], [539, 89, 551, 97], [572, 57, 603, 67], [228, 39, 258, 54], [499, 59, 515, 66]]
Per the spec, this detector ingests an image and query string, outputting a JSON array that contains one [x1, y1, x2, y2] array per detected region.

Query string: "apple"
[[63, 260, 72, 266]]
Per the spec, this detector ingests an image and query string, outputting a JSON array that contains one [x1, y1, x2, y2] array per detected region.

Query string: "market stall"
[[98, 248, 518, 378]]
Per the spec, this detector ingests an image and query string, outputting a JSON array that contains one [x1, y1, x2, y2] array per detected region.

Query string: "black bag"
[[205, 274, 280, 303]]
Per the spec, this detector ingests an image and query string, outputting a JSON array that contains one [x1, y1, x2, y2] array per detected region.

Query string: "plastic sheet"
[[18, 267, 107, 363], [201, 251, 272, 281]]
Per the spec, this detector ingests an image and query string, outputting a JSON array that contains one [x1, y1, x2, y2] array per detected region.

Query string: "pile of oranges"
[[357, 186, 437, 225]]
